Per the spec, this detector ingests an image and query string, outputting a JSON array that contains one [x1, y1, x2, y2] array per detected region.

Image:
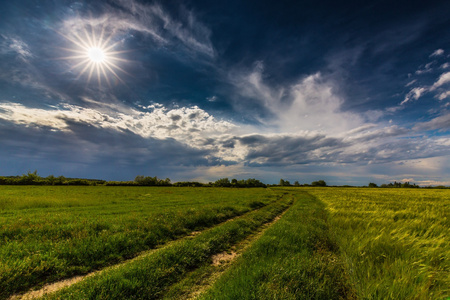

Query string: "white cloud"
[[0, 102, 235, 149], [113, 0, 214, 57], [415, 64, 433, 75], [401, 87, 428, 105], [413, 112, 450, 131], [430, 49, 444, 57], [58, 0, 214, 59], [284, 73, 363, 134], [405, 79, 417, 87], [441, 62, 450, 69], [1, 99, 449, 172], [430, 72, 450, 91], [436, 90, 450, 100], [231, 64, 363, 134], [0, 35, 33, 61], [207, 96, 218, 102]]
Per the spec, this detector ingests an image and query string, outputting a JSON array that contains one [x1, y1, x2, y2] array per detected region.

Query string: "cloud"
[[430, 72, 450, 91], [0, 102, 235, 150], [0, 35, 33, 61], [405, 79, 417, 87], [231, 64, 363, 134], [58, 0, 215, 59], [413, 112, 450, 131], [430, 49, 444, 57], [207, 95, 217, 102], [401, 87, 428, 105], [441, 62, 450, 69], [415, 62, 434, 74], [1, 98, 449, 177], [0, 118, 212, 180], [436, 90, 450, 100], [109, 0, 215, 57]]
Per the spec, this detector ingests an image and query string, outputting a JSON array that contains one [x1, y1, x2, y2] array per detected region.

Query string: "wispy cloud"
[[436, 90, 450, 100], [415, 62, 434, 74], [430, 72, 450, 91], [59, 0, 215, 59], [111, 0, 215, 57], [430, 48, 444, 57], [231, 64, 363, 134], [413, 112, 450, 131], [0, 35, 33, 61], [405, 79, 417, 87], [401, 87, 428, 105]]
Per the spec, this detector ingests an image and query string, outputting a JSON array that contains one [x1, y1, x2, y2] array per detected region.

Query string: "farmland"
[[1, 186, 449, 299], [306, 188, 450, 300]]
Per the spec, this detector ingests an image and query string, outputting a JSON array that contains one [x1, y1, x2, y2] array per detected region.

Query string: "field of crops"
[[1, 186, 449, 299], [307, 187, 450, 300]]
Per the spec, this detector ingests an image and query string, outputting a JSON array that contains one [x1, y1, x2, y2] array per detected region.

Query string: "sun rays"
[[59, 22, 130, 87]]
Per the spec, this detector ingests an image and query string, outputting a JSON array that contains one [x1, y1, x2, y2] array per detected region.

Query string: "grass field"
[[1, 186, 449, 299], [0, 186, 281, 299], [307, 187, 450, 300], [199, 189, 356, 300]]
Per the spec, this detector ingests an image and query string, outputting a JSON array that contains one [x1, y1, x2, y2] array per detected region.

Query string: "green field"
[[1, 186, 449, 299], [306, 187, 450, 300]]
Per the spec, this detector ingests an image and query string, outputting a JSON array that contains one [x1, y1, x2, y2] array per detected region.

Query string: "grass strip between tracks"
[[42, 194, 293, 299], [199, 190, 356, 300]]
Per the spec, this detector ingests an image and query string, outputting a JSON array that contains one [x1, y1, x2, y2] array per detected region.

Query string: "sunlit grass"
[[307, 187, 450, 299], [200, 189, 356, 300], [42, 195, 292, 299], [0, 186, 280, 299]]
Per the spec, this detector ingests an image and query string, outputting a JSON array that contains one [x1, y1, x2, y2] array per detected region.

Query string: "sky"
[[0, 0, 450, 186]]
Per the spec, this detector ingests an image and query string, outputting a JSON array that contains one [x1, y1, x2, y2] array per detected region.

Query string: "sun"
[[59, 23, 129, 86], [88, 47, 106, 63]]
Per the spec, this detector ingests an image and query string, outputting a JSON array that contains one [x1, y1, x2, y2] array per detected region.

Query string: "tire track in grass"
[[7, 211, 256, 300], [1, 188, 283, 300], [37, 196, 292, 300], [9, 195, 291, 300], [163, 204, 293, 300]]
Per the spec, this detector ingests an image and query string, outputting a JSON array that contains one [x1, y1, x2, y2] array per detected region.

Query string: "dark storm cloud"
[[0, 118, 211, 179]]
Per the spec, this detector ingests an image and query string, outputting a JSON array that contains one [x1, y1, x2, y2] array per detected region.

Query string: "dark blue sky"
[[1, 0, 449, 185]]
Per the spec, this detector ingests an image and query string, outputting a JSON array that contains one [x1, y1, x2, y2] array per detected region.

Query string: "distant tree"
[[55, 176, 66, 185], [214, 178, 231, 187], [134, 175, 144, 182], [19, 170, 43, 185], [311, 180, 327, 187], [162, 178, 172, 186], [279, 179, 291, 186], [242, 178, 266, 188], [294, 181, 300, 186], [46, 175, 56, 185], [368, 182, 378, 188]]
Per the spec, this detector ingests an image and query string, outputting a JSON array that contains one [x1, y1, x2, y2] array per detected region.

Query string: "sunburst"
[[59, 23, 129, 86]]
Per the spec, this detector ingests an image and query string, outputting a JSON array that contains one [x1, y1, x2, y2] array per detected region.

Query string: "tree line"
[[0, 172, 266, 188], [1, 171, 447, 188]]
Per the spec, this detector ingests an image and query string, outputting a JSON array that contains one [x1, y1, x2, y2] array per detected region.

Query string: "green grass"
[[199, 189, 356, 300], [43, 194, 293, 299], [0, 186, 280, 299], [307, 187, 450, 300], [2, 186, 449, 300]]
